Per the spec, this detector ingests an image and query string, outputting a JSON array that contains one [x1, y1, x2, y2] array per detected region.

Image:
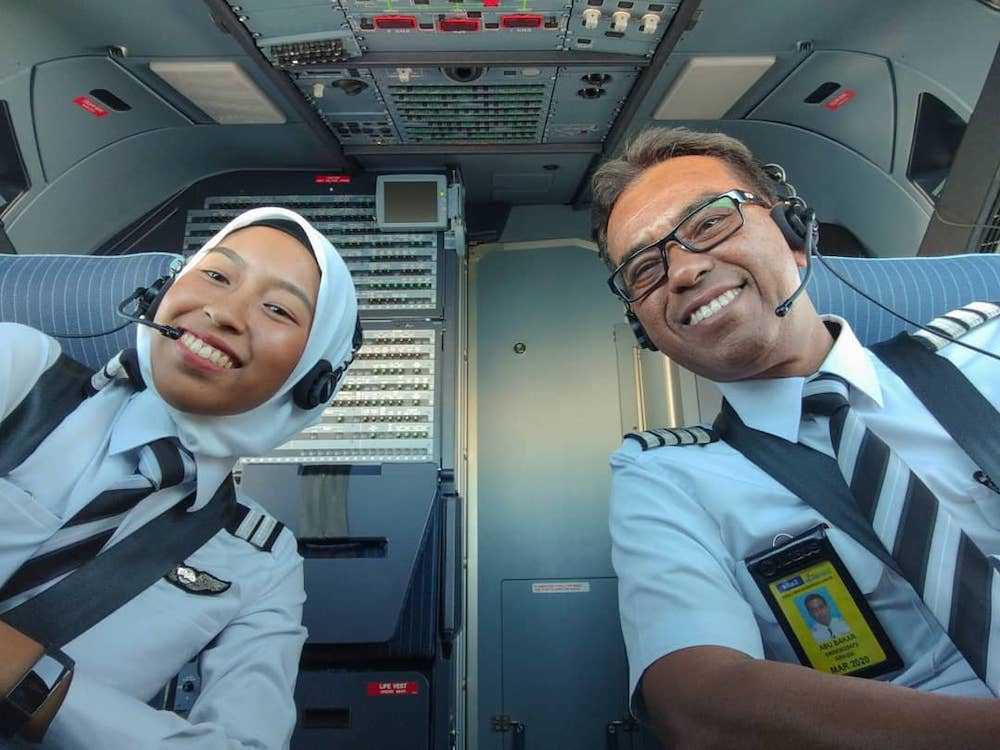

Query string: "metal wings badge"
[[165, 564, 231, 595]]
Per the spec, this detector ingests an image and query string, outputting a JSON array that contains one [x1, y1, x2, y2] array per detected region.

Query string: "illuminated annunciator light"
[[582, 7, 601, 29]]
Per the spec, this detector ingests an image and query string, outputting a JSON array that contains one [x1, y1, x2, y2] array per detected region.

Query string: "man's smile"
[[687, 286, 744, 326]]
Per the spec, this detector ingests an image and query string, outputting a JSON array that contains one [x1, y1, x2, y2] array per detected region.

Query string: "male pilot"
[[804, 594, 850, 643], [590, 127, 1000, 749]]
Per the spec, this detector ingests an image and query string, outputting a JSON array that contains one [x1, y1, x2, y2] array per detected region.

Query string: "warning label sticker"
[[825, 90, 856, 110], [73, 96, 109, 118], [531, 582, 590, 594], [367, 681, 420, 696]]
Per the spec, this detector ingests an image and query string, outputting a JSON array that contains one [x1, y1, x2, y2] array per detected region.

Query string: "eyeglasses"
[[607, 189, 767, 303]]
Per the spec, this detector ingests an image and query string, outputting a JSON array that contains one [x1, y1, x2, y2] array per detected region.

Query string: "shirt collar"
[[108, 387, 234, 511], [717, 315, 883, 441], [109, 388, 177, 456]]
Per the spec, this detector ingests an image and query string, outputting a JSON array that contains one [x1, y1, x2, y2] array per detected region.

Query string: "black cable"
[[812, 250, 1000, 362], [47, 321, 133, 339]]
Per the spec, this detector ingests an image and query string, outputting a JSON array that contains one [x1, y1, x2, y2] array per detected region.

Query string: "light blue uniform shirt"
[[610, 315, 999, 718], [1, 324, 307, 749]]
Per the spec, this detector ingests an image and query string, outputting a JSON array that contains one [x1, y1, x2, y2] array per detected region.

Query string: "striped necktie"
[[0, 438, 195, 609], [803, 373, 999, 693]]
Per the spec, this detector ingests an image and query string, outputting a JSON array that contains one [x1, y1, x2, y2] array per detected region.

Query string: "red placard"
[[314, 174, 352, 184], [825, 90, 856, 110], [73, 96, 109, 118], [367, 681, 421, 696]]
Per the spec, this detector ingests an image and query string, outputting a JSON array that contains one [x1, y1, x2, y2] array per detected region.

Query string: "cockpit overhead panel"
[[224, 0, 667, 148]]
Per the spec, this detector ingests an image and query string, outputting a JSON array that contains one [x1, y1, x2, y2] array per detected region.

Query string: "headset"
[[623, 164, 999, 362], [292, 316, 364, 410], [58, 256, 366, 410], [117, 265, 183, 340]]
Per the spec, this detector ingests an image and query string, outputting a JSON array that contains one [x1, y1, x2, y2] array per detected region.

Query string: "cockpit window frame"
[[0, 100, 31, 219]]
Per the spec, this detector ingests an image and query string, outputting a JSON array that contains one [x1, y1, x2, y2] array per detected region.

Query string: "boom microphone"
[[774, 209, 817, 317], [116, 287, 181, 339]]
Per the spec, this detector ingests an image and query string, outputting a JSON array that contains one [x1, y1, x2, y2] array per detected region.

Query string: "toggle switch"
[[639, 12, 659, 33], [610, 10, 629, 32], [582, 7, 601, 29]]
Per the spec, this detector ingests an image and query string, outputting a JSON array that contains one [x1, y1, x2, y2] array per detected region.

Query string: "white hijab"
[[134, 207, 358, 464]]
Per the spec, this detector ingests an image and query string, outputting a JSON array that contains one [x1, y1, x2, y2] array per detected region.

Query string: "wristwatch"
[[0, 648, 74, 737]]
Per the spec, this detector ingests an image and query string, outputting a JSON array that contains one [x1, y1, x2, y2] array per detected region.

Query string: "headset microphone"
[[116, 286, 182, 340], [774, 208, 817, 318]]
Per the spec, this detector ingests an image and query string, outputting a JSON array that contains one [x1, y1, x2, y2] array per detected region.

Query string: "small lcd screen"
[[383, 180, 441, 224]]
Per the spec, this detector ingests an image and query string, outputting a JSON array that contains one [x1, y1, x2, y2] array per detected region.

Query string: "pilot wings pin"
[[165, 564, 231, 595]]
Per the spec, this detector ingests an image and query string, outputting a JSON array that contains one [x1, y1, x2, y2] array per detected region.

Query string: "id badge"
[[746, 525, 901, 679]]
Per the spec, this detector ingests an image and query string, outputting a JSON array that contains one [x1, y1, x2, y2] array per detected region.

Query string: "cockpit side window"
[[0, 101, 30, 217], [907, 93, 967, 203]]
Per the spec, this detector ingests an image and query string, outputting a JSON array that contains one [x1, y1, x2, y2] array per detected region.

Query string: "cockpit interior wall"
[[1, 0, 997, 257], [2, 1, 999, 749]]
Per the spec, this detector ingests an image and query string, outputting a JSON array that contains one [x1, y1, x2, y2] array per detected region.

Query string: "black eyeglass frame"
[[606, 188, 768, 303]]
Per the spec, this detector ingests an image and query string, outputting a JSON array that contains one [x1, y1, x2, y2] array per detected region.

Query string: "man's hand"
[[643, 645, 1000, 750]]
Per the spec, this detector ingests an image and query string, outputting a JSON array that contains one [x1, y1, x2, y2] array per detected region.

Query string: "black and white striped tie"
[[803, 373, 999, 693], [0, 438, 195, 608]]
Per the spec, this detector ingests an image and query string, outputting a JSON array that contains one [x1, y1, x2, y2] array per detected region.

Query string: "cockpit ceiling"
[[226, 0, 673, 150]]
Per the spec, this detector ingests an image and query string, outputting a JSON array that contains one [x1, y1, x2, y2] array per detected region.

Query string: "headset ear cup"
[[293, 360, 342, 410], [626, 309, 658, 351], [142, 276, 175, 320], [770, 202, 809, 251]]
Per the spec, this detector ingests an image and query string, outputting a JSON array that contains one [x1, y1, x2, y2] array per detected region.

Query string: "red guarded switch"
[[373, 14, 418, 29], [438, 17, 481, 31]]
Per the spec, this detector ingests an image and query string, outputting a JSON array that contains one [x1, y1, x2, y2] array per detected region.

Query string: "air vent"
[[332, 79, 369, 96], [149, 61, 285, 124], [389, 83, 546, 143], [89, 89, 131, 111], [653, 55, 777, 120], [804, 81, 842, 104]]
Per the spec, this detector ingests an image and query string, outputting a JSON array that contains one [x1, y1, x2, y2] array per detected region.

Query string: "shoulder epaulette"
[[624, 425, 718, 451], [226, 505, 285, 552], [912, 301, 999, 352]]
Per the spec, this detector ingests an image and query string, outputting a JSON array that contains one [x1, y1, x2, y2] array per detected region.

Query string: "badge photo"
[[746, 525, 901, 679]]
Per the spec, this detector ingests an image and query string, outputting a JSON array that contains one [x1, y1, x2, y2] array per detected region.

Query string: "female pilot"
[[0, 207, 358, 748]]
